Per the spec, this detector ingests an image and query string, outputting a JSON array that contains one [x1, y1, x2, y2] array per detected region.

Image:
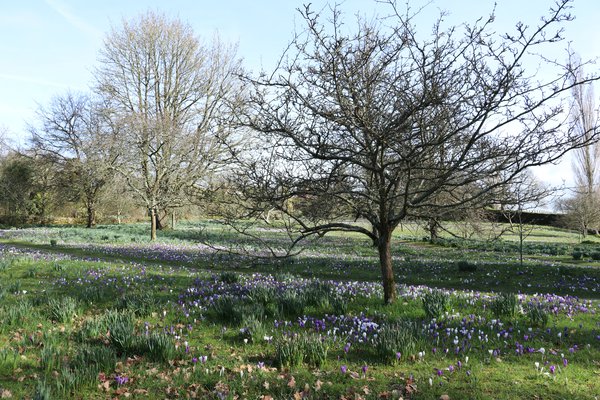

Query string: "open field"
[[0, 222, 599, 399]]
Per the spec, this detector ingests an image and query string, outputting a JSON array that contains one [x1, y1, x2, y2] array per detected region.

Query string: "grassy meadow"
[[0, 221, 598, 399]]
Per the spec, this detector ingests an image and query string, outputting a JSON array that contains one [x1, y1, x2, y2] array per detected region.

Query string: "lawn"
[[0, 222, 598, 399]]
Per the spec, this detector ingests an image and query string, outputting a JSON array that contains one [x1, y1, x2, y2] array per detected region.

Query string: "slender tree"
[[235, 0, 600, 304], [95, 11, 244, 240], [566, 56, 600, 235]]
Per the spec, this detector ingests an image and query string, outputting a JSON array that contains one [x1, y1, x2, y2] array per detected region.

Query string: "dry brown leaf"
[[314, 380, 322, 391], [287, 375, 296, 388], [0, 389, 12, 399]]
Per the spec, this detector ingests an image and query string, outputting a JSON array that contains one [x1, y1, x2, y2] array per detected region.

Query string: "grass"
[[0, 222, 598, 399]]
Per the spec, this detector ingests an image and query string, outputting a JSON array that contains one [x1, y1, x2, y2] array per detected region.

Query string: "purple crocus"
[[340, 365, 348, 374], [549, 365, 556, 374], [115, 375, 129, 385]]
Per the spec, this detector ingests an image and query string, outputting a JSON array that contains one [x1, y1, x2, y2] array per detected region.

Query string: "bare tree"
[[565, 56, 600, 235], [95, 11, 244, 240], [234, 0, 600, 304], [501, 173, 552, 267], [29, 92, 116, 228]]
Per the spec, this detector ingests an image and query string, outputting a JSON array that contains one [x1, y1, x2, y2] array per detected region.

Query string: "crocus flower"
[[340, 365, 347, 374]]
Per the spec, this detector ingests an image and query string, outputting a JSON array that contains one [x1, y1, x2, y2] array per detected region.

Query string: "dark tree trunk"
[[86, 202, 95, 228], [377, 227, 396, 304], [150, 208, 157, 241], [428, 218, 439, 241]]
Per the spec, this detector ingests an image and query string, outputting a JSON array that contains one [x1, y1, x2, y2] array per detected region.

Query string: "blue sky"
[[1, 0, 598, 188]]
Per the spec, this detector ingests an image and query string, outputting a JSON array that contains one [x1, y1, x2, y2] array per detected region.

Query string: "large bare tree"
[[29, 92, 116, 228], [235, 0, 600, 304], [95, 11, 243, 240]]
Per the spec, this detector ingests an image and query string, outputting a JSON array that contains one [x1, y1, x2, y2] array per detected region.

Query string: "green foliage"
[[0, 347, 19, 374], [422, 289, 450, 320], [590, 251, 600, 261], [526, 303, 548, 328], [571, 250, 583, 260], [33, 380, 52, 400], [117, 291, 160, 317], [76, 315, 108, 342], [71, 344, 117, 375], [1, 299, 35, 328], [50, 239, 57, 247], [104, 310, 137, 354], [274, 335, 304, 369], [490, 292, 518, 319], [374, 320, 421, 363], [240, 314, 268, 344], [277, 290, 307, 319], [210, 295, 254, 324], [457, 260, 477, 272], [40, 343, 63, 373], [138, 331, 176, 362], [300, 334, 330, 368], [219, 271, 240, 284], [47, 296, 78, 323], [304, 280, 335, 308]]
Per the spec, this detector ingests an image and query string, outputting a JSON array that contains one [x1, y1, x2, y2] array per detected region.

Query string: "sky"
[[1, 0, 599, 194]]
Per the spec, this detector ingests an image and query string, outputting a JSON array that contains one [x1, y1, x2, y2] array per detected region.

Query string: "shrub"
[[490, 292, 518, 319], [526, 303, 549, 328], [422, 289, 450, 320], [591, 251, 600, 261], [48, 296, 78, 323], [374, 320, 421, 363], [571, 251, 583, 260], [50, 239, 57, 247]]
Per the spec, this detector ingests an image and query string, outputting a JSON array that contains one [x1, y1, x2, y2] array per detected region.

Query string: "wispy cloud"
[[43, 0, 102, 38]]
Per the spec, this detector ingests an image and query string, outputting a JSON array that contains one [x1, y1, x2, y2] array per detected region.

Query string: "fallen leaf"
[[0, 389, 12, 398], [288, 375, 296, 388], [314, 380, 322, 391]]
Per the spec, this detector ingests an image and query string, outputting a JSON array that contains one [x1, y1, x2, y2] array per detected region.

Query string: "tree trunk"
[[371, 225, 378, 247], [428, 218, 439, 241], [171, 210, 176, 229], [377, 228, 396, 304], [86, 202, 95, 228], [150, 208, 157, 241]]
